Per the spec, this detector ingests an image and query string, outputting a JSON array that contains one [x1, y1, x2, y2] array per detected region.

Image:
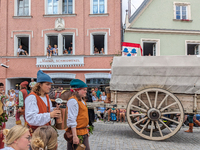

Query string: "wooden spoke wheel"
[[126, 88, 184, 141], [131, 114, 175, 132]]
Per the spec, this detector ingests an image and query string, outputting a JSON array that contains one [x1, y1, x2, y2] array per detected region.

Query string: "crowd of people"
[[1, 70, 199, 149], [0, 71, 91, 150], [46, 44, 73, 58], [89, 87, 126, 123], [0, 78, 36, 118]]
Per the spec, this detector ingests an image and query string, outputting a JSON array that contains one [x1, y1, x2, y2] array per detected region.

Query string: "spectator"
[[94, 47, 99, 54], [6, 96, 15, 117], [53, 45, 58, 56], [2, 125, 30, 150], [71, 47, 73, 54], [100, 92, 107, 101], [90, 88, 94, 97], [111, 107, 119, 122], [119, 109, 126, 122], [100, 48, 104, 54], [15, 86, 19, 99], [29, 78, 37, 90], [31, 126, 57, 150], [10, 89, 16, 103], [47, 45, 53, 58], [131, 111, 140, 122], [17, 45, 28, 57], [92, 92, 98, 102], [63, 48, 67, 54], [95, 87, 101, 99], [67, 47, 72, 54]]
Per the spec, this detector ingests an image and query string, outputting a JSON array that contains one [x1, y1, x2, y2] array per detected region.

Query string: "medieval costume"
[[15, 81, 29, 125], [67, 79, 90, 150], [25, 70, 59, 136], [0, 83, 7, 148], [185, 114, 200, 133]]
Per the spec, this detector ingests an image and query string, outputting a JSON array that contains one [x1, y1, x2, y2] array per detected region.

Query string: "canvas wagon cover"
[[110, 55, 200, 94]]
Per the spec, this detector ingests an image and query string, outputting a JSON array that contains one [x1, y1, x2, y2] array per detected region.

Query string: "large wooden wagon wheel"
[[126, 88, 184, 140]]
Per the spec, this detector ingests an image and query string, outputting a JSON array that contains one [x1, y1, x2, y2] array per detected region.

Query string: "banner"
[[122, 42, 143, 56], [36, 56, 84, 67]]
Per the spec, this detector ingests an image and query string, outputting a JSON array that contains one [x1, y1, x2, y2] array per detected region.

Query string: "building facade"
[[0, 0, 122, 92], [124, 0, 200, 56]]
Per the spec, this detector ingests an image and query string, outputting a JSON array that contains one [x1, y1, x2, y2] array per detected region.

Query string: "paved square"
[[5, 117, 200, 150]]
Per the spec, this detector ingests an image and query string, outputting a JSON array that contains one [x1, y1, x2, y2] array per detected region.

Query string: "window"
[[18, 0, 29, 16], [63, 0, 73, 14], [143, 43, 156, 56], [48, 36, 58, 47], [91, 0, 107, 14], [176, 5, 187, 20], [14, 35, 30, 56], [45, 33, 75, 55], [174, 3, 191, 20], [91, 33, 107, 55], [63, 35, 73, 54], [187, 44, 199, 55], [142, 39, 160, 56], [46, 0, 74, 14], [47, 0, 58, 14]]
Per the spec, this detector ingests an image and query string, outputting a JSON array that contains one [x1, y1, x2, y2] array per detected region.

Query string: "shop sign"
[[36, 56, 84, 67]]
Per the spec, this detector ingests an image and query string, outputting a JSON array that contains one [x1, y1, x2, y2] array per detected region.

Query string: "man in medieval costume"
[[0, 82, 8, 148], [185, 114, 200, 133], [15, 81, 29, 125]]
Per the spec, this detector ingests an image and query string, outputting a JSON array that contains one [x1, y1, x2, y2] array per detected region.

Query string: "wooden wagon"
[[105, 55, 200, 141]]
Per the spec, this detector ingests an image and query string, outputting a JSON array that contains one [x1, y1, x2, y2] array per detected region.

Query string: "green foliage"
[[0, 113, 8, 126]]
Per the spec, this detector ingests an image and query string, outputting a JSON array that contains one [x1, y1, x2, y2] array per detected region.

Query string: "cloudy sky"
[[122, 0, 144, 23]]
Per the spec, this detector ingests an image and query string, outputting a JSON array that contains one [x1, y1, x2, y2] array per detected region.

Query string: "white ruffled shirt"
[[1, 147, 15, 150], [25, 95, 54, 126], [67, 98, 85, 128]]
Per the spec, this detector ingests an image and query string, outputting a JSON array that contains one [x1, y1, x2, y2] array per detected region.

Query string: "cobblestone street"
[[5, 116, 200, 150]]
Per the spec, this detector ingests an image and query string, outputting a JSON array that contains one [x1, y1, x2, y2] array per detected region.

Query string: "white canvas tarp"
[[110, 55, 200, 94]]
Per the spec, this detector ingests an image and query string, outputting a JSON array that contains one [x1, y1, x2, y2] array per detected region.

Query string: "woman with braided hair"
[[31, 126, 57, 150], [2, 125, 31, 150]]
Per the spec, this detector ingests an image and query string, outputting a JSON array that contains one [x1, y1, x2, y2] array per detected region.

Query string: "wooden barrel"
[[55, 106, 68, 130]]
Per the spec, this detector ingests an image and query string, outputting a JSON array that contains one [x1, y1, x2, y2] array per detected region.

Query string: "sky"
[[122, 0, 144, 23]]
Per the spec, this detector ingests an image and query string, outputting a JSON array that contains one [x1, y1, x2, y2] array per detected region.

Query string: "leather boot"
[[193, 118, 200, 126], [16, 120, 21, 125], [185, 123, 193, 133]]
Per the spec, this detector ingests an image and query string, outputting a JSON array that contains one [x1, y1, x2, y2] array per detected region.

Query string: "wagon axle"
[[148, 108, 161, 121]]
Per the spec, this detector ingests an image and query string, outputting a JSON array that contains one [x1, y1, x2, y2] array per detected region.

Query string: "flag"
[[122, 42, 143, 56]]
